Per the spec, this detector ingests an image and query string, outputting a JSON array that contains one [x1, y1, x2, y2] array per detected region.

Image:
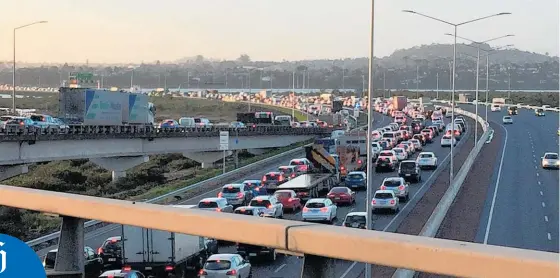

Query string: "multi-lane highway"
[[457, 104, 559, 253], [34, 111, 473, 277]]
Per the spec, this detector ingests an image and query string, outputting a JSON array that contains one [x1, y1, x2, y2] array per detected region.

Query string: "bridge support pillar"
[[90, 156, 149, 182], [301, 254, 337, 278], [53, 216, 84, 277], [247, 148, 270, 156], [183, 151, 232, 169], [0, 164, 29, 181]]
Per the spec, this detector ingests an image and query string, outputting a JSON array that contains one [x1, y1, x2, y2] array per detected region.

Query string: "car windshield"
[[306, 202, 326, 208], [30, 115, 44, 121], [380, 152, 392, 156], [0, 116, 13, 121], [346, 215, 366, 223], [504, 117, 511, 120], [274, 192, 292, 198], [443, 135, 452, 139], [265, 173, 282, 180], [375, 193, 393, 199], [377, 158, 391, 163], [420, 154, 433, 158], [249, 199, 271, 207], [394, 149, 403, 153], [383, 180, 401, 187], [222, 187, 240, 193], [204, 260, 232, 270], [348, 174, 363, 180], [198, 201, 218, 208], [234, 209, 255, 216], [545, 154, 559, 159], [400, 162, 416, 169], [290, 160, 305, 165], [330, 187, 348, 193], [279, 168, 291, 174]]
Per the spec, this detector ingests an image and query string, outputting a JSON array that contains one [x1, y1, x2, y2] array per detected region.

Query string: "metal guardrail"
[[441, 100, 560, 112], [2, 185, 556, 278], [25, 143, 309, 248]]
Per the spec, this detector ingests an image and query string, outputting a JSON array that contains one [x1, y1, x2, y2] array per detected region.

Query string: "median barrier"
[[25, 141, 311, 249], [393, 104, 492, 278]]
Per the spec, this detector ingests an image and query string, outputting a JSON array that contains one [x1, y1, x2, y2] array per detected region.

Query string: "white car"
[[378, 150, 398, 164], [218, 184, 253, 206], [392, 148, 408, 161], [502, 116, 513, 124], [409, 139, 423, 151], [197, 198, 234, 213], [200, 254, 252, 278], [445, 110, 453, 118], [248, 196, 283, 218], [371, 142, 382, 158], [379, 177, 409, 201], [440, 134, 457, 147], [389, 123, 400, 131], [371, 190, 400, 213], [491, 104, 501, 112], [416, 152, 438, 169], [541, 153, 559, 169], [302, 198, 338, 223], [394, 116, 406, 124], [342, 212, 368, 229]]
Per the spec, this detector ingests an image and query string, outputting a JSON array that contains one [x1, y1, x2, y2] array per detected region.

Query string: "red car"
[[273, 190, 302, 212], [327, 187, 356, 205]]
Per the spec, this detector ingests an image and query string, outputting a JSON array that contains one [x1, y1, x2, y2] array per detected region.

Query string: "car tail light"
[[123, 266, 132, 271], [279, 175, 284, 181], [320, 207, 328, 212], [454, 130, 459, 136], [199, 270, 208, 276], [380, 185, 386, 190], [236, 192, 243, 198], [358, 159, 362, 164], [372, 199, 376, 205], [262, 176, 267, 182], [97, 247, 103, 255], [340, 166, 345, 170], [291, 173, 296, 178], [303, 207, 309, 212], [288, 198, 294, 202], [398, 185, 405, 190], [226, 269, 237, 275], [267, 205, 273, 209], [165, 265, 174, 271], [390, 200, 396, 205], [217, 192, 223, 198], [327, 193, 335, 197], [215, 208, 221, 212], [252, 124, 256, 128], [19, 121, 24, 126]]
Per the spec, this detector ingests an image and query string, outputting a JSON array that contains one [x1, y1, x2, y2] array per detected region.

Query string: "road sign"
[[355, 102, 361, 109], [220, 131, 229, 150]]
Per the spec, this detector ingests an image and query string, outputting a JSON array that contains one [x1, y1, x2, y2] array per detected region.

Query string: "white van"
[[178, 117, 196, 127]]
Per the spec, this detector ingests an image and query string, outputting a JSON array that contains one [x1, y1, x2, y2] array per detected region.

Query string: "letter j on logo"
[[0, 234, 46, 278]]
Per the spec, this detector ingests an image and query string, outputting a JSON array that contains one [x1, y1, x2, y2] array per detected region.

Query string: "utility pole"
[[436, 72, 439, 99]]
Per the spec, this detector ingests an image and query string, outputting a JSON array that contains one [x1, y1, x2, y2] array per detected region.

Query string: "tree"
[[195, 55, 205, 64], [0, 207, 25, 239], [237, 54, 251, 64]]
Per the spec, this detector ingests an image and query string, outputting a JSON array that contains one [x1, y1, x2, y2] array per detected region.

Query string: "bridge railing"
[[0, 185, 555, 278]]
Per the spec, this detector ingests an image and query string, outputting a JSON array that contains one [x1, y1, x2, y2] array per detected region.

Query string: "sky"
[[0, 0, 558, 64]]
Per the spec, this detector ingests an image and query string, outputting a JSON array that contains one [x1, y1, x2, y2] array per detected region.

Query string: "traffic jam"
[[78, 97, 468, 278]]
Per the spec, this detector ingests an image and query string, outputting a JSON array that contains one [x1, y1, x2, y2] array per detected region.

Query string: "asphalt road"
[[458, 104, 559, 253], [36, 111, 470, 277]]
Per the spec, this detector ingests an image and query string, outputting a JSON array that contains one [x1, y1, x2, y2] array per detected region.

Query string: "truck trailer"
[[58, 87, 155, 125], [120, 225, 211, 278], [392, 96, 407, 111]]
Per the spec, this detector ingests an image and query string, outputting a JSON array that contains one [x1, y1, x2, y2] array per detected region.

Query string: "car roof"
[[222, 183, 243, 188], [400, 160, 416, 163], [375, 190, 395, 195], [346, 212, 367, 217], [279, 165, 296, 169], [266, 171, 283, 174], [252, 195, 272, 201], [235, 206, 259, 211], [172, 205, 196, 209], [419, 152, 435, 155], [275, 189, 296, 193], [383, 177, 404, 181], [200, 197, 223, 202], [208, 253, 239, 261], [307, 198, 328, 203], [243, 180, 260, 183], [348, 171, 365, 175], [544, 152, 558, 156]]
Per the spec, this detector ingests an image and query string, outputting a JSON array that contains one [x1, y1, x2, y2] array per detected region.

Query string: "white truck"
[[120, 225, 212, 278]]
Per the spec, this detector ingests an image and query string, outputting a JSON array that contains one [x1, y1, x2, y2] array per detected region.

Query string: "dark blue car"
[[345, 171, 366, 190], [242, 180, 264, 196]]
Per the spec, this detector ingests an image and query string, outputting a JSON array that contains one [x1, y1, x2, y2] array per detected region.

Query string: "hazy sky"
[[1, 0, 558, 63]]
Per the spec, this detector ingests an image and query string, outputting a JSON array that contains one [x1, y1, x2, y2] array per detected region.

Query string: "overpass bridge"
[[0, 125, 333, 180], [0, 185, 556, 278]]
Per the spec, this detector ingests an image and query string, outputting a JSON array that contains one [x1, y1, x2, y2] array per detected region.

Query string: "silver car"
[[502, 116, 513, 124], [218, 184, 253, 206], [248, 196, 283, 218], [371, 190, 400, 213], [199, 254, 252, 278], [197, 198, 234, 213], [541, 153, 559, 169], [379, 177, 410, 201]]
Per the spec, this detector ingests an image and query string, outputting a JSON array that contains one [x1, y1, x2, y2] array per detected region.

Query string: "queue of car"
[[0, 113, 69, 132]]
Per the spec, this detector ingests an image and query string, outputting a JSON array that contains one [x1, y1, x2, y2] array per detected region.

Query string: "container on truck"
[[120, 225, 211, 277], [58, 87, 155, 125], [392, 96, 407, 111], [492, 98, 506, 105]]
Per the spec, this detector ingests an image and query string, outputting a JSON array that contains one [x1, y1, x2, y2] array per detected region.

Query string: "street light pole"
[[416, 64, 420, 98], [403, 10, 511, 183], [365, 1, 375, 277], [485, 55, 489, 121], [383, 71, 386, 98], [292, 71, 295, 119], [12, 20, 47, 114], [436, 72, 439, 99]]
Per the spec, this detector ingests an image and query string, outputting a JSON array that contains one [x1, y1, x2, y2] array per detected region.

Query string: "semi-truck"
[[58, 87, 155, 125], [236, 111, 276, 125], [313, 137, 362, 180], [392, 96, 407, 111], [120, 224, 213, 277]]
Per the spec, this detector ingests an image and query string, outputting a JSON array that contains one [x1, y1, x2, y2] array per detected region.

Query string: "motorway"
[[35, 111, 472, 277], [457, 104, 559, 253]]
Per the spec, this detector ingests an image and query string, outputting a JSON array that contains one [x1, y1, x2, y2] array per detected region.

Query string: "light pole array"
[[402, 10, 511, 182], [12, 20, 48, 114], [445, 33, 514, 142], [364, 1, 375, 277]]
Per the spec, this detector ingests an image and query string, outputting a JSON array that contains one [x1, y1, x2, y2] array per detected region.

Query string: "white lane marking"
[[537, 173, 540, 177], [535, 166, 538, 169], [274, 263, 287, 273], [542, 202, 546, 208], [540, 191, 544, 196], [538, 181, 541, 185], [483, 123, 508, 245], [548, 233, 552, 241], [339, 262, 358, 278], [534, 159, 537, 163], [545, 216, 549, 222]]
